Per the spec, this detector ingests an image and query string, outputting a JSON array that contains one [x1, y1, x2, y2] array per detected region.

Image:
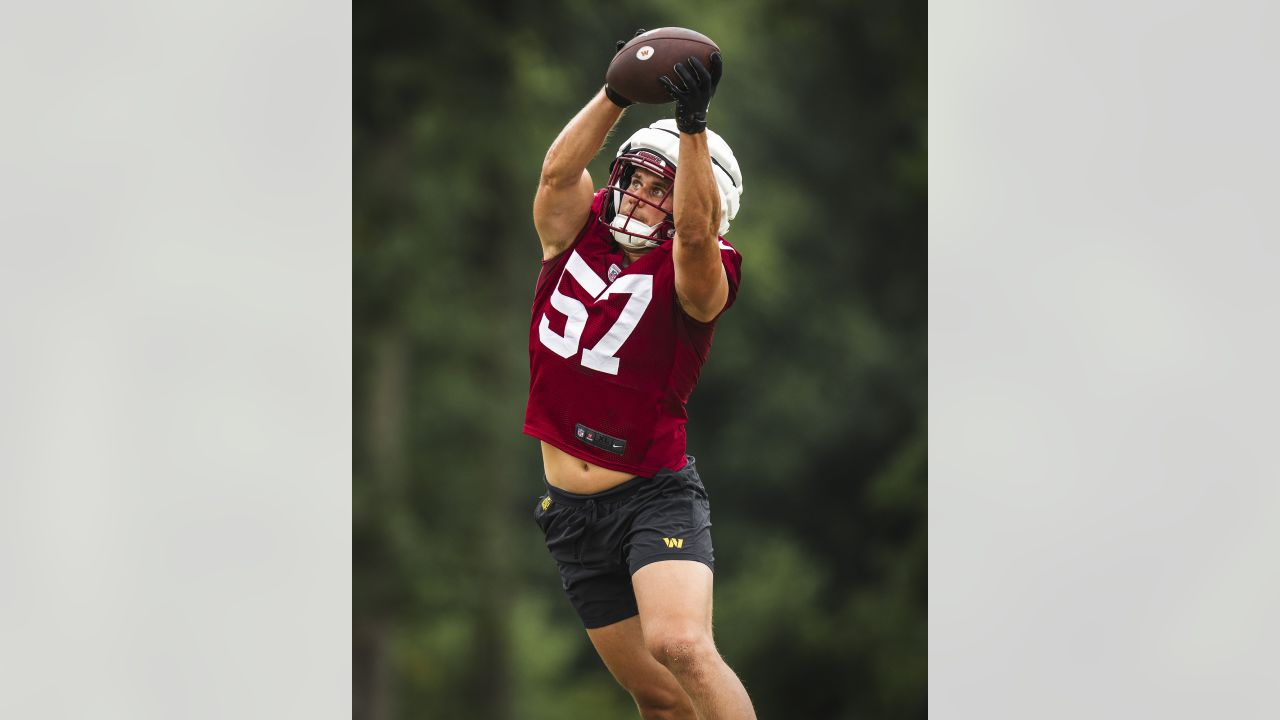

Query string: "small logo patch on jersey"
[[608, 263, 621, 282], [541, 496, 552, 511], [575, 423, 627, 455], [662, 538, 684, 549]]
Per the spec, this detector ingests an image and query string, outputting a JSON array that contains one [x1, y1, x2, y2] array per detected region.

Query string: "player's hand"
[[614, 28, 646, 54], [659, 53, 722, 134], [605, 29, 647, 108]]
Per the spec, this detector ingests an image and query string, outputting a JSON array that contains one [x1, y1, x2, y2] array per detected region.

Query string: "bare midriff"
[[541, 441, 637, 495]]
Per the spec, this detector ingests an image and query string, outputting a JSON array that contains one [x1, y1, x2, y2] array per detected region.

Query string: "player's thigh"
[[587, 615, 687, 699], [631, 559, 715, 647]]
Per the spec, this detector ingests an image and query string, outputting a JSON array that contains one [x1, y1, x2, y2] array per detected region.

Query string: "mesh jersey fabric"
[[524, 189, 742, 476]]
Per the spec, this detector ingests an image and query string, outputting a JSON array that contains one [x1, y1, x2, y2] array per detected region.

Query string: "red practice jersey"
[[524, 189, 743, 477]]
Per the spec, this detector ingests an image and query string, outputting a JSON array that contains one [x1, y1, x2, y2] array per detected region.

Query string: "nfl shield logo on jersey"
[[577, 428, 585, 438], [608, 263, 621, 282]]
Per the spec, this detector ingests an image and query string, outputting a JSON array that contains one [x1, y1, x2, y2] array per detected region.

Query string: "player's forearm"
[[541, 89, 625, 187], [672, 134, 730, 320], [673, 133, 721, 245]]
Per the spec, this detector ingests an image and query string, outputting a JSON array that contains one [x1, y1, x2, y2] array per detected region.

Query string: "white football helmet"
[[601, 119, 744, 250]]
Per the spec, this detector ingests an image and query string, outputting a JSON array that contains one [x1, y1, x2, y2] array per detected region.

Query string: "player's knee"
[[645, 627, 716, 677], [630, 683, 689, 720]]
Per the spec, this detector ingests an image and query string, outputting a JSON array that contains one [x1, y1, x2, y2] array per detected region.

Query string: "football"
[[606, 28, 721, 105]]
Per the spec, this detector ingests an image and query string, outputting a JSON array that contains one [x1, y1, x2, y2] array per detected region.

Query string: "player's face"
[[619, 167, 673, 226]]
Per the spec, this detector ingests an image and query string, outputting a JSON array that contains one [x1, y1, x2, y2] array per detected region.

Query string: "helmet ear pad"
[[607, 164, 638, 222]]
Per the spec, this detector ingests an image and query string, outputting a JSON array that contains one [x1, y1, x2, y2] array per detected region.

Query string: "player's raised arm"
[[533, 34, 643, 261], [660, 54, 728, 322]]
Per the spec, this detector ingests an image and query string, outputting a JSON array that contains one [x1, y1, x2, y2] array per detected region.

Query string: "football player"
[[525, 34, 758, 720]]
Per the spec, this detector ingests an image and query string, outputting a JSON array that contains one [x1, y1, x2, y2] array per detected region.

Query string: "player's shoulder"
[[715, 236, 743, 290], [590, 187, 611, 213], [716, 237, 743, 273], [542, 189, 613, 265]]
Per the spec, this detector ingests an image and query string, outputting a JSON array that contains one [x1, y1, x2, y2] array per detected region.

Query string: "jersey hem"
[[523, 424, 686, 478]]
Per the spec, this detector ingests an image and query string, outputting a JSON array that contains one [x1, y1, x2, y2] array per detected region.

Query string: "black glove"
[[605, 29, 647, 108], [614, 28, 646, 54], [658, 53, 722, 134]]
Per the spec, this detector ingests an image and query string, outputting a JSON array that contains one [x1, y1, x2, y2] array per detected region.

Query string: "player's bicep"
[[533, 169, 594, 261], [673, 236, 730, 323]]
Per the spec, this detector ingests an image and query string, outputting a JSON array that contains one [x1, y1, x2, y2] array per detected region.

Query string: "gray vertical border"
[[0, 1, 351, 718], [931, 0, 1280, 717]]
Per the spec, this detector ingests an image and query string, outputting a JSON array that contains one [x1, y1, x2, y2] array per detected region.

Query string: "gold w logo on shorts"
[[662, 537, 684, 549]]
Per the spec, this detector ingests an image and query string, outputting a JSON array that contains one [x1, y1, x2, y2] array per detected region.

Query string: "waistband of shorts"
[[543, 473, 653, 506]]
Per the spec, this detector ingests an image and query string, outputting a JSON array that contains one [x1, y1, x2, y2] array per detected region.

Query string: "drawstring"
[[551, 469, 661, 567]]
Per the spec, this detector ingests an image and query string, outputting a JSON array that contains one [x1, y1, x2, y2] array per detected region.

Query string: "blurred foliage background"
[[354, 0, 924, 717]]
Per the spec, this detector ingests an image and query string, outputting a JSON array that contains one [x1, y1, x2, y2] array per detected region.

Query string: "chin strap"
[[608, 213, 672, 250], [610, 228, 662, 250]]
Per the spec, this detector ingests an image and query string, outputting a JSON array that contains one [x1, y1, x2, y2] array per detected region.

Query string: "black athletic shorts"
[[532, 455, 715, 629]]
